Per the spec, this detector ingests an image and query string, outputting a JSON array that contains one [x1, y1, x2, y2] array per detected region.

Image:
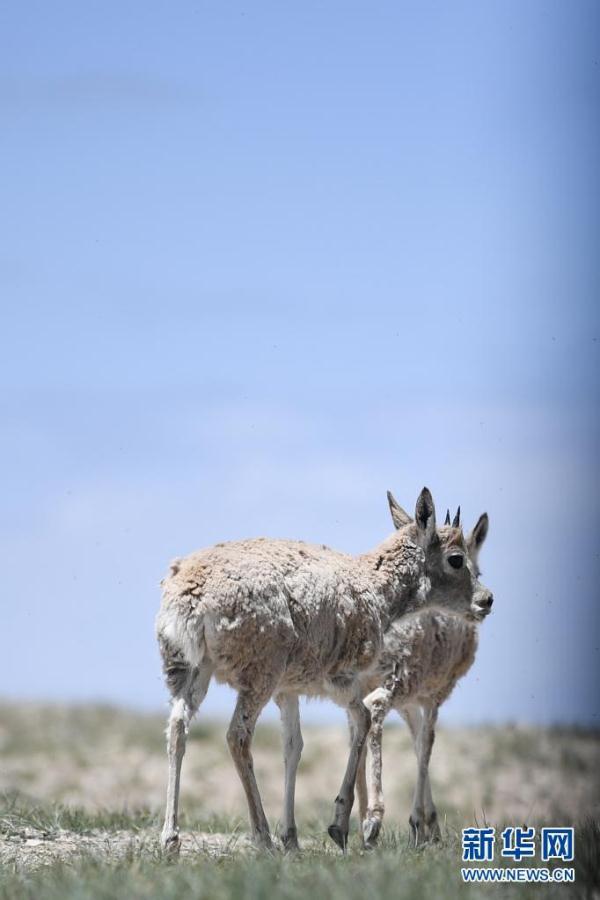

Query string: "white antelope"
[[156, 487, 492, 851]]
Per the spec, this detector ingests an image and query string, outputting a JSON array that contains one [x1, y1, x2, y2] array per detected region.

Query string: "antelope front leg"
[[362, 686, 394, 850], [401, 704, 441, 842], [346, 709, 369, 826], [327, 698, 371, 852], [408, 703, 439, 847], [276, 692, 304, 852]]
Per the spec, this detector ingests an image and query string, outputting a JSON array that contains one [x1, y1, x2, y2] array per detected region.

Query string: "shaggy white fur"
[[155, 488, 492, 853], [357, 501, 491, 850]]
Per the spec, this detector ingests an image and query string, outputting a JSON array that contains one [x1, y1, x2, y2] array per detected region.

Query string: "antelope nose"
[[482, 593, 494, 609]]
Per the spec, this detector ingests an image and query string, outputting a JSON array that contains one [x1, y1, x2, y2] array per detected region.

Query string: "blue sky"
[[1, 1, 598, 725]]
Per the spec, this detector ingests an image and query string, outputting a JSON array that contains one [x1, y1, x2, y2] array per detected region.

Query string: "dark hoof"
[[161, 833, 181, 856], [362, 817, 381, 850], [282, 829, 301, 853], [409, 816, 421, 848], [328, 824, 348, 851], [253, 834, 275, 853], [427, 814, 441, 843]]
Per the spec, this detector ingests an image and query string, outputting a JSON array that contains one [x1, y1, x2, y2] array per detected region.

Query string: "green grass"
[[1, 795, 598, 900], [0, 833, 595, 900], [0, 791, 242, 838], [1, 704, 599, 898], [0, 853, 486, 900], [0, 791, 158, 836]]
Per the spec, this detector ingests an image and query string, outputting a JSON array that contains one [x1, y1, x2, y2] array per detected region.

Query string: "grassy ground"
[[0, 703, 599, 898]]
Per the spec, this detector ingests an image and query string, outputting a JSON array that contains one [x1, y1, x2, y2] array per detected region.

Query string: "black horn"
[[452, 506, 461, 528], [444, 509, 451, 525]]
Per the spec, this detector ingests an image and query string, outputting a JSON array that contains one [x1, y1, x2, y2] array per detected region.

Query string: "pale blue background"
[[1, 1, 598, 724]]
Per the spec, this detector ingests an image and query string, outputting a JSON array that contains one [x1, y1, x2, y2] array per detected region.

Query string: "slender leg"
[[361, 685, 394, 849], [401, 704, 441, 842], [407, 703, 439, 847], [328, 697, 371, 851], [226, 687, 274, 850], [275, 692, 304, 851], [351, 710, 369, 826], [161, 662, 213, 852]]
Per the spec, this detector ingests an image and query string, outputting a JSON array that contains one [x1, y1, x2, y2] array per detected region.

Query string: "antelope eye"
[[448, 554, 464, 570]]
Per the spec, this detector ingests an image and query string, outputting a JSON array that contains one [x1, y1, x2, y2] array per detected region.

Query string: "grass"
[[0, 791, 246, 839], [0, 791, 159, 836], [0, 852, 502, 900], [1, 794, 598, 900], [0, 703, 599, 898]]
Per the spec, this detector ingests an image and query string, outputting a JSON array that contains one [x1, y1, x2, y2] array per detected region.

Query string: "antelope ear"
[[415, 487, 436, 547], [467, 513, 489, 559], [387, 490, 412, 529]]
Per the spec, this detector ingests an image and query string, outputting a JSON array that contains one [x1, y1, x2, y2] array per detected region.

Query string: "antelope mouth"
[[472, 605, 492, 622]]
